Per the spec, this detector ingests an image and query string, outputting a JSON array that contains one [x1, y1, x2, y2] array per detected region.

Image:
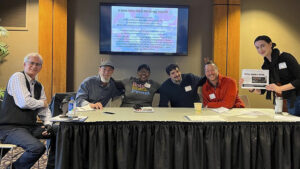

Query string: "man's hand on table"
[[89, 102, 103, 109]]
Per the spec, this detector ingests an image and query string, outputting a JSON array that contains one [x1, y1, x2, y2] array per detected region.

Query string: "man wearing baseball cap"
[[75, 60, 121, 109]]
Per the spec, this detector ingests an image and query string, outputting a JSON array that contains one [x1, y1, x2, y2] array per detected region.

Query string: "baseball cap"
[[99, 60, 114, 69]]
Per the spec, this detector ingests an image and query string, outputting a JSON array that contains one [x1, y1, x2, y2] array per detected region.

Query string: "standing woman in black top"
[[252, 35, 300, 116]]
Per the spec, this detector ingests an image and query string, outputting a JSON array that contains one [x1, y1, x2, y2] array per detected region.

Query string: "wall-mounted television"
[[100, 3, 189, 56]]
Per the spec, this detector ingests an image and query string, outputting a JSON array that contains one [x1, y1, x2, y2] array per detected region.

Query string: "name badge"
[[279, 62, 287, 69], [209, 93, 216, 100], [185, 85, 192, 92], [144, 83, 151, 88]]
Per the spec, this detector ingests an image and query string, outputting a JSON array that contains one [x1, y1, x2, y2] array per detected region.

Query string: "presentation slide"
[[111, 6, 178, 53]]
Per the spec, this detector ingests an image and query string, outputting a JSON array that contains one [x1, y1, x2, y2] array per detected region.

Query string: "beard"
[[100, 75, 110, 83], [172, 76, 182, 85]]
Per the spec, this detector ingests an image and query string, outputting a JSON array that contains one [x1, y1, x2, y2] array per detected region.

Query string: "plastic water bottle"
[[68, 97, 75, 115], [275, 96, 283, 114]]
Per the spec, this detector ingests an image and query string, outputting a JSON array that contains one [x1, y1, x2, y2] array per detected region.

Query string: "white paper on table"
[[239, 110, 266, 116], [72, 116, 88, 122], [50, 116, 72, 122], [185, 115, 226, 122], [274, 114, 300, 121], [211, 107, 230, 113], [241, 69, 269, 89], [76, 105, 95, 112]]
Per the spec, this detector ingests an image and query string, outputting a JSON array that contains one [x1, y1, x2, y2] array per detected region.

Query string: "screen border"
[[99, 3, 190, 56]]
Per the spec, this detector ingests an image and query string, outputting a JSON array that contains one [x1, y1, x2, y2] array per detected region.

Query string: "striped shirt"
[[7, 72, 51, 125]]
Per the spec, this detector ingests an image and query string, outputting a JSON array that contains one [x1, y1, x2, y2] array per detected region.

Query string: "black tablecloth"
[[55, 121, 300, 169]]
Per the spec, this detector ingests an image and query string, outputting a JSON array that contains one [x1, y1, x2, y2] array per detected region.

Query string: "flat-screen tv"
[[100, 3, 189, 56]]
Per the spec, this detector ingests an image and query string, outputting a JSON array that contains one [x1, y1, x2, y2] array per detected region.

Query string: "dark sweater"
[[261, 48, 300, 106], [159, 73, 206, 107]]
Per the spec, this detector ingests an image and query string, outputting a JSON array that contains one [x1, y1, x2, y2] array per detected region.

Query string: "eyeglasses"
[[27, 61, 42, 67]]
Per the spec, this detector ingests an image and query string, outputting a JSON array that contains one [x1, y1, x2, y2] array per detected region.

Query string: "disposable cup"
[[194, 102, 202, 113]]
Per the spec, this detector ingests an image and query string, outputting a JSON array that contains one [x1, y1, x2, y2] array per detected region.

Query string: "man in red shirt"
[[202, 61, 245, 108]]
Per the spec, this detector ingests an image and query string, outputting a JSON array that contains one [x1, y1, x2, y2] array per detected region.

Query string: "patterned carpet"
[[0, 140, 48, 169]]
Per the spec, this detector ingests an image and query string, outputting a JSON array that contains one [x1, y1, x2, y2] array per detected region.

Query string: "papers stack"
[[134, 107, 154, 113], [211, 107, 229, 113]]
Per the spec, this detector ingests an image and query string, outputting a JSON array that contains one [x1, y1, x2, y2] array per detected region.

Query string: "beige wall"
[[1, 0, 300, 109], [67, 0, 213, 91], [0, 0, 39, 88], [240, 0, 300, 108]]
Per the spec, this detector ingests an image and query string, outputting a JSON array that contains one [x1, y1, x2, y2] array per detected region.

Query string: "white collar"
[[24, 72, 36, 85]]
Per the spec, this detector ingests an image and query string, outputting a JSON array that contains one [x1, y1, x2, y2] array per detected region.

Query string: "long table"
[[55, 108, 300, 169]]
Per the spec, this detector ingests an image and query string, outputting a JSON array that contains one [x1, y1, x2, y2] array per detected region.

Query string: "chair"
[[0, 99, 15, 167], [152, 93, 160, 107], [49, 92, 77, 117], [0, 143, 17, 168], [0, 142, 46, 168], [239, 95, 250, 108], [107, 96, 122, 107]]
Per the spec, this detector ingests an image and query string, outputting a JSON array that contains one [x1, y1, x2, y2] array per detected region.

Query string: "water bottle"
[[68, 97, 75, 115], [275, 96, 283, 114]]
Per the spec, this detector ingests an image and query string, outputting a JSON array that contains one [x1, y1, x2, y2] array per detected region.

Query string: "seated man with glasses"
[[0, 53, 56, 169]]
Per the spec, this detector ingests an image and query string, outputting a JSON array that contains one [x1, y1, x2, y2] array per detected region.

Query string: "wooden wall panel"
[[213, 5, 228, 76], [53, 0, 67, 94], [213, 0, 240, 82], [214, 0, 227, 4], [214, 0, 240, 5], [229, 0, 240, 5], [227, 5, 240, 82], [38, 0, 53, 101], [39, 0, 67, 101]]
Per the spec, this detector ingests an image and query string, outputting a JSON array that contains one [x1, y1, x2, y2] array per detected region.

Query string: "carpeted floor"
[[0, 140, 48, 169]]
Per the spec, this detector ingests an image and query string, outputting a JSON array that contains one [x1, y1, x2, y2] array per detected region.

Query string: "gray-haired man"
[[0, 53, 56, 169], [75, 60, 121, 109]]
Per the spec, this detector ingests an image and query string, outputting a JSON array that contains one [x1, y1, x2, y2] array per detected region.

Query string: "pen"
[[103, 111, 115, 114]]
